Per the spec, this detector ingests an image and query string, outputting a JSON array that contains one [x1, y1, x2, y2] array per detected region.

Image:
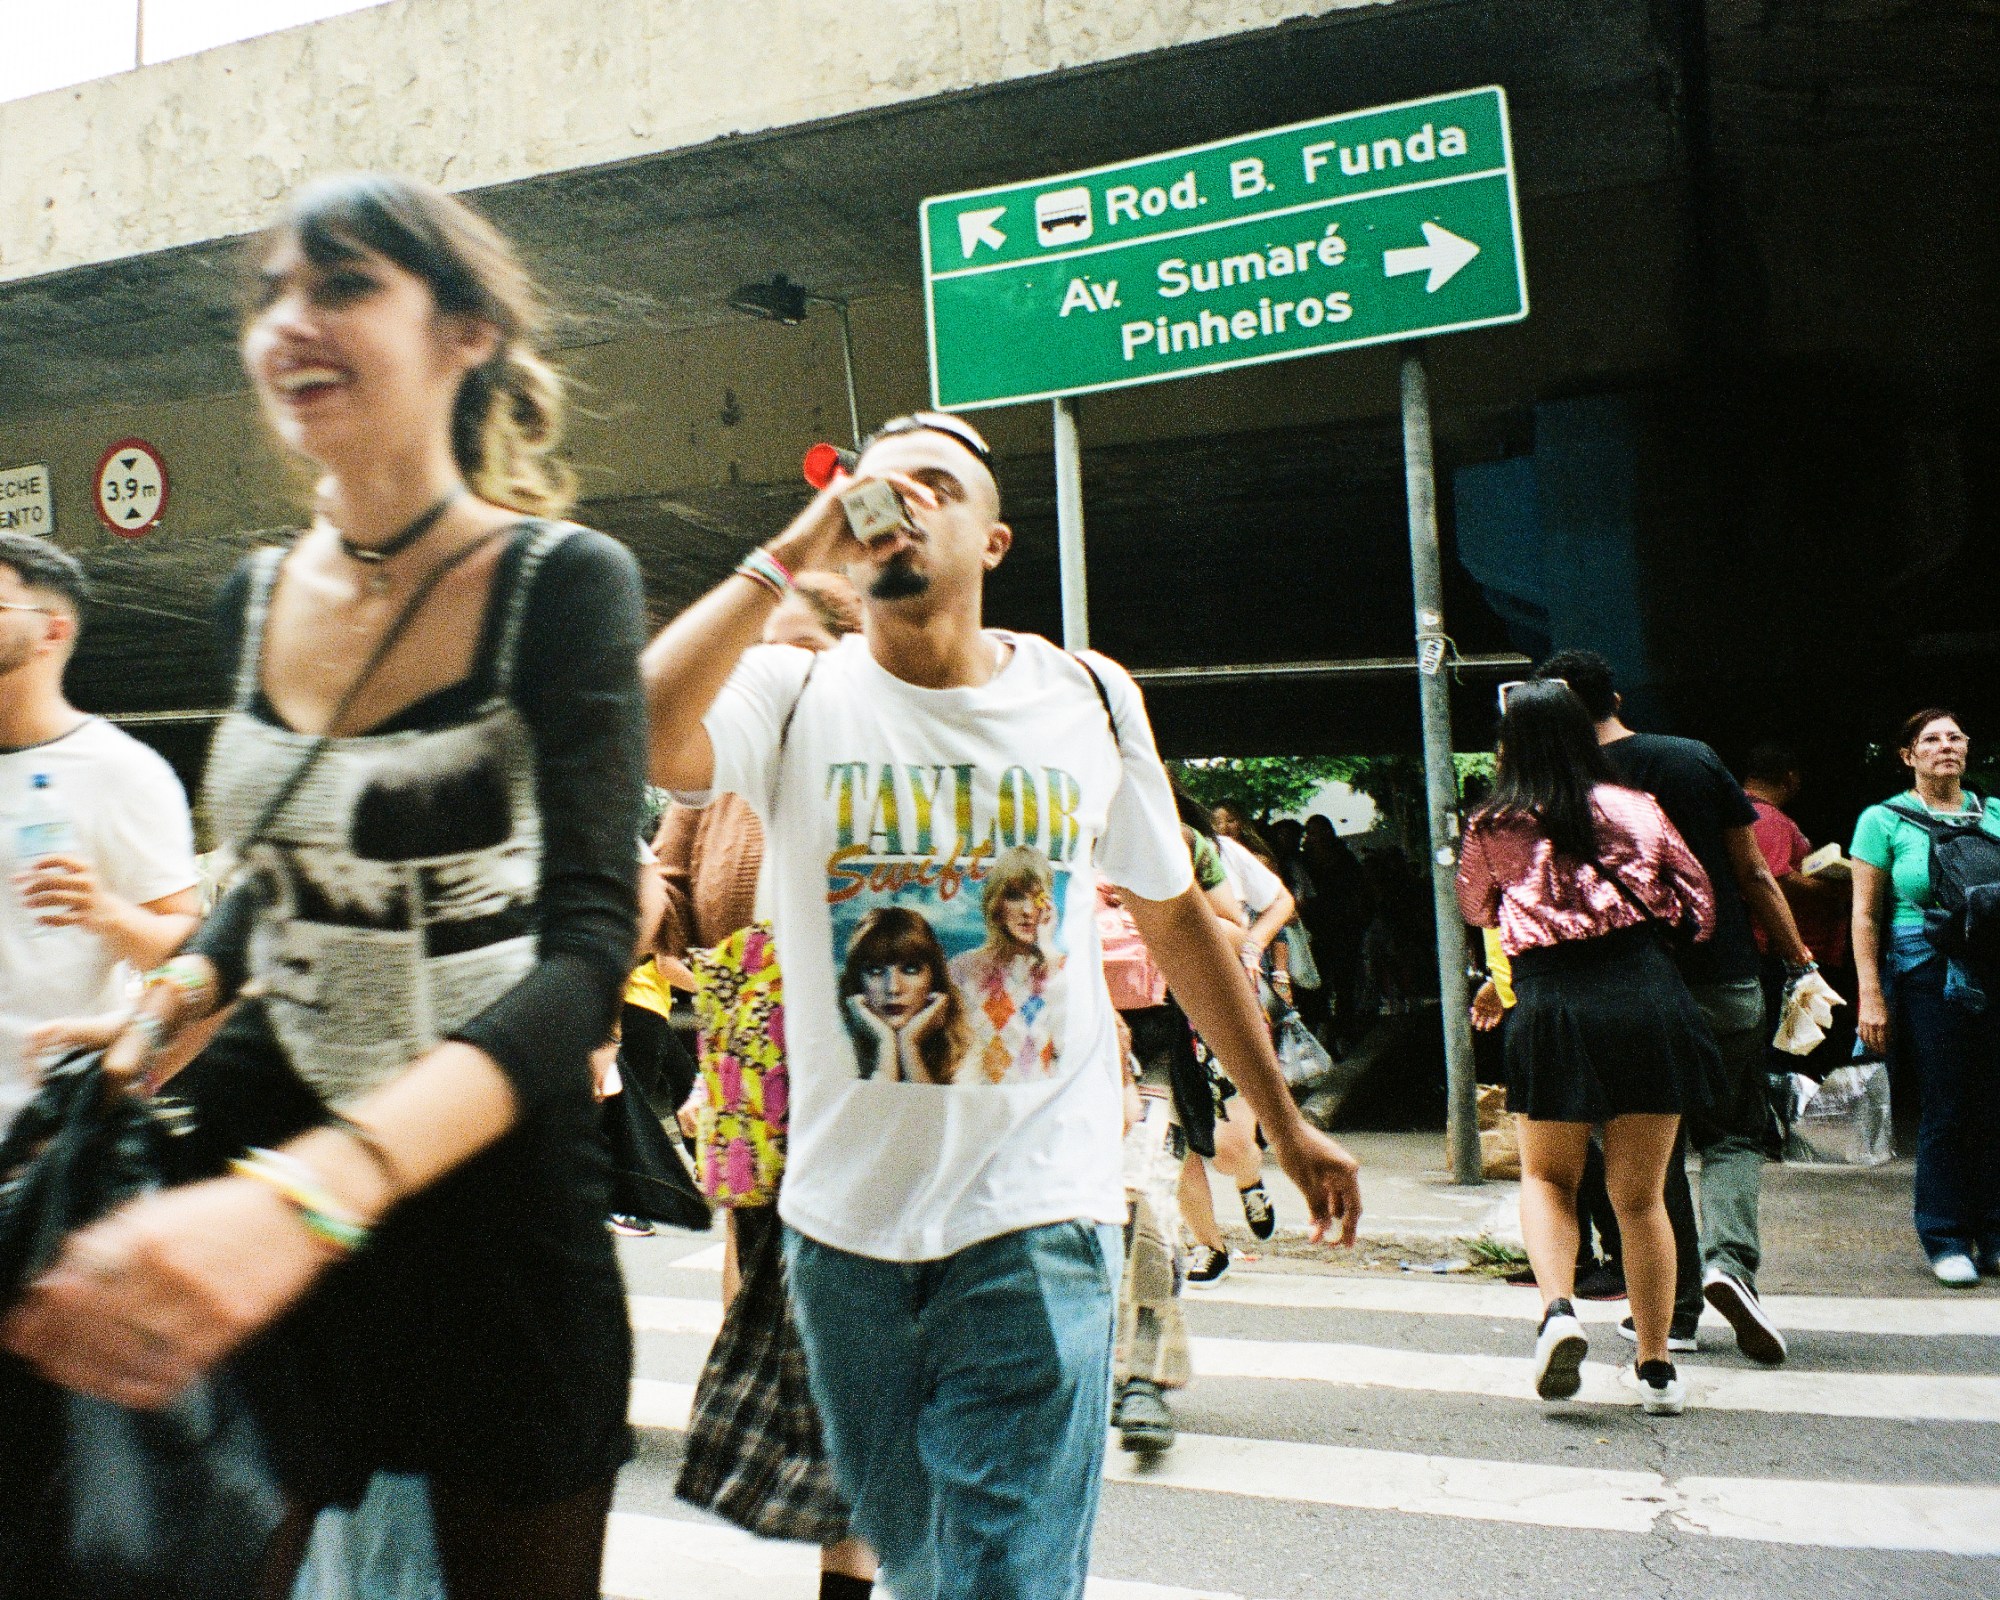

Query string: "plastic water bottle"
[[13, 771, 77, 938]]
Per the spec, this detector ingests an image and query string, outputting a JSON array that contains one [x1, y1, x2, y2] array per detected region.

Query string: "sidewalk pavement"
[[1203, 1130, 1973, 1299]]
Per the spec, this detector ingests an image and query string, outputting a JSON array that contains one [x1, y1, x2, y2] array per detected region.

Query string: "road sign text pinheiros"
[[922, 88, 1527, 409]]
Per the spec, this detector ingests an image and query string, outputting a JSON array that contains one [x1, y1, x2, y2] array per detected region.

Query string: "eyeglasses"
[[0, 602, 52, 617], [869, 412, 995, 470]]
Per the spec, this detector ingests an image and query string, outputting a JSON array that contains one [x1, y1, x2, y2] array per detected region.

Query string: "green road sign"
[[922, 87, 1528, 410]]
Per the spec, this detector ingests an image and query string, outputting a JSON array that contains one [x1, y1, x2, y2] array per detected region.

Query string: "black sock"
[[1540, 1297, 1575, 1328], [1637, 1359, 1677, 1383], [821, 1574, 873, 1600]]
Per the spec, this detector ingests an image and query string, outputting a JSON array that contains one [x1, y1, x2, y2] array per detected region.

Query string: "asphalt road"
[[604, 1218, 2000, 1600]]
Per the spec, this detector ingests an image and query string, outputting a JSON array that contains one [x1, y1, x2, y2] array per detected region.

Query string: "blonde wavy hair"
[[248, 173, 575, 518]]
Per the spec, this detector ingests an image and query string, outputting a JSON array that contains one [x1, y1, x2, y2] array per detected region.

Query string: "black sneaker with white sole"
[[1185, 1245, 1231, 1287], [1533, 1298, 1589, 1402], [1617, 1316, 1699, 1353], [606, 1214, 654, 1238], [1703, 1267, 1787, 1365], [1238, 1182, 1277, 1241], [1633, 1359, 1685, 1415]]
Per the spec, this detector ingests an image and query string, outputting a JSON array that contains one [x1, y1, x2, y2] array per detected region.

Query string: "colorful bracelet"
[[734, 547, 794, 601], [143, 955, 213, 1003], [230, 1147, 371, 1255]]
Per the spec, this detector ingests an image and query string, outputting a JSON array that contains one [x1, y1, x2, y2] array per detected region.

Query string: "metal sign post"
[[1053, 397, 1090, 650], [1400, 344, 1481, 1185]]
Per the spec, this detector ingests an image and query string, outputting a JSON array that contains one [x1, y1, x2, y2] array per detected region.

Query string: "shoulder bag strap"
[[229, 546, 288, 711]]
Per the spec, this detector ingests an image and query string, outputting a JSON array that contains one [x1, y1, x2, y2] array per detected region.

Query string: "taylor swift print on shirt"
[[827, 761, 1076, 1087]]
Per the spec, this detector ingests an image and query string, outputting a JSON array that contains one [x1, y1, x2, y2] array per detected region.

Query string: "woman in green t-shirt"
[[1850, 707, 2000, 1287]]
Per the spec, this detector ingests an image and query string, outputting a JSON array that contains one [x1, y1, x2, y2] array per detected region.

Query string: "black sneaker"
[[1238, 1182, 1277, 1240], [1703, 1268, 1787, 1365], [1115, 1378, 1176, 1455], [1574, 1261, 1628, 1301], [1533, 1298, 1588, 1402], [1617, 1315, 1698, 1353], [1185, 1245, 1231, 1288], [607, 1214, 654, 1238]]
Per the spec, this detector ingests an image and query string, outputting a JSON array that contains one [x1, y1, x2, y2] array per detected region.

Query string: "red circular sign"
[[93, 437, 169, 538]]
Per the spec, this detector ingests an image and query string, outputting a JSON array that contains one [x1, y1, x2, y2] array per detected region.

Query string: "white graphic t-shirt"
[[699, 632, 1191, 1261], [0, 718, 198, 1126]]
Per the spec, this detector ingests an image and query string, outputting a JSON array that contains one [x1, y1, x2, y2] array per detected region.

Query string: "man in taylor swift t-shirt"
[[645, 413, 1362, 1600]]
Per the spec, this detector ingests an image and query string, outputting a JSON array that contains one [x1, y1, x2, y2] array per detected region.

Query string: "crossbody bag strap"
[[1886, 794, 1982, 836], [229, 528, 508, 858], [1590, 852, 1669, 931]]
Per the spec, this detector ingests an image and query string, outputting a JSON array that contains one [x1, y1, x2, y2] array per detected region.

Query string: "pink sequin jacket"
[[1456, 784, 1717, 958]]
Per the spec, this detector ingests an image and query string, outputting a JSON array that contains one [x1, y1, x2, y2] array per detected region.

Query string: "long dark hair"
[[1479, 680, 1617, 859]]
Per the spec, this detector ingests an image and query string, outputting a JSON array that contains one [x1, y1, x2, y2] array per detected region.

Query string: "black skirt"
[[1504, 926, 1719, 1122]]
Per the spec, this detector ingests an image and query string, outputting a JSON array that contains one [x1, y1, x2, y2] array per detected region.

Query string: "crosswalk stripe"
[[601, 1511, 1270, 1599], [630, 1295, 722, 1336], [647, 1243, 2000, 1337], [1189, 1334, 2000, 1422], [622, 1378, 2000, 1553], [1190, 1272, 2000, 1337], [628, 1296, 2000, 1423], [1109, 1432, 2000, 1554]]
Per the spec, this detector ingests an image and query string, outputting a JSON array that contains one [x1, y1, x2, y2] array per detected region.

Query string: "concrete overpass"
[[1, 0, 1996, 819]]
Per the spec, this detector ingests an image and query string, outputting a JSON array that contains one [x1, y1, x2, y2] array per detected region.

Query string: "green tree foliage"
[[1170, 756, 1359, 818], [1171, 753, 1496, 829]]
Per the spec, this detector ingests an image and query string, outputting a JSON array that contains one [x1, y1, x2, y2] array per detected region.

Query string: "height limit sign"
[[94, 438, 168, 537], [921, 87, 1527, 408]]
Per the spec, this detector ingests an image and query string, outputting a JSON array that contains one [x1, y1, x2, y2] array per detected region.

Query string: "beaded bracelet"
[[230, 1147, 371, 1255], [734, 547, 794, 601]]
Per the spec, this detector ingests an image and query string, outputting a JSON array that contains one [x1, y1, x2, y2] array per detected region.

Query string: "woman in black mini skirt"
[[1458, 681, 1718, 1415]]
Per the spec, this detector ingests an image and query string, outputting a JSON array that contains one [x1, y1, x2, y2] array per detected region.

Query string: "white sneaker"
[[1933, 1253, 1980, 1288], [1533, 1301, 1589, 1401], [1626, 1361, 1685, 1415]]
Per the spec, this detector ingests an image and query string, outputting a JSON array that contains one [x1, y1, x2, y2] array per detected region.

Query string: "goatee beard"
[[869, 562, 930, 601]]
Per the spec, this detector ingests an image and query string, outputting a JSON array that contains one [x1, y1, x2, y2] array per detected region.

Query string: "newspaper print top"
[[202, 526, 569, 1104]]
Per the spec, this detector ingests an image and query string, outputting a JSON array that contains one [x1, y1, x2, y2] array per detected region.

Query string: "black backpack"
[[1887, 794, 2000, 969]]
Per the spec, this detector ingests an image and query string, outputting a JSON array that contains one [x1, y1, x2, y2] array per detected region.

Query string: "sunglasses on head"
[[1497, 678, 1565, 713], [869, 413, 995, 470]]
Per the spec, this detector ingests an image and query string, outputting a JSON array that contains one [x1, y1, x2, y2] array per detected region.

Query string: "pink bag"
[[1096, 877, 1167, 1011]]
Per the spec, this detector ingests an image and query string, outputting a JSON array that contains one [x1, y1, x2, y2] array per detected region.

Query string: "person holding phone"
[[644, 409, 1362, 1600]]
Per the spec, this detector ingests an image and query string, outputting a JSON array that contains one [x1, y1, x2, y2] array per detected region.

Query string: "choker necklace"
[[337, 488, 464, 595]]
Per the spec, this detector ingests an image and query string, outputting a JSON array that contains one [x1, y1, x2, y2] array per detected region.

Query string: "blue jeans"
[[784, 1220, 1121, 1600], [1885, 930, 2000, 1261]]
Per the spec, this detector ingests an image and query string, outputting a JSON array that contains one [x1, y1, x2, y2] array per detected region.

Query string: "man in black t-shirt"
[[1537, 652, 1816, 1368]]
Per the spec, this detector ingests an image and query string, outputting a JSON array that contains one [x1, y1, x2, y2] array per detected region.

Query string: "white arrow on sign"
[[957, 207, 1008, 259], [1382, 222, 1480, 293]]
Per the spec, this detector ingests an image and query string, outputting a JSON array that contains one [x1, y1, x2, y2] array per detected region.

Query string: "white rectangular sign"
[[0, 463, 53, 535]]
